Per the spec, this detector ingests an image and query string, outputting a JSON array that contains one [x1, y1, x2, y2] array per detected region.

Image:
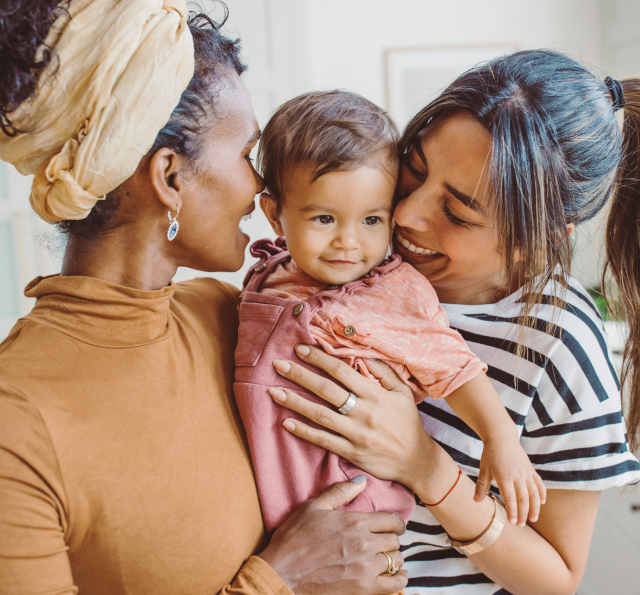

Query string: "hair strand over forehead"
[[258, 90, 400, 210]]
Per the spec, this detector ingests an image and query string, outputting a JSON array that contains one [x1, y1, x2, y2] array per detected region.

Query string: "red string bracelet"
[[421, 466, 462, 507]]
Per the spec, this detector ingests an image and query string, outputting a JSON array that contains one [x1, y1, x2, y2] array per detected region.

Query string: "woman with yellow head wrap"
[[0, 1, 407, 593]]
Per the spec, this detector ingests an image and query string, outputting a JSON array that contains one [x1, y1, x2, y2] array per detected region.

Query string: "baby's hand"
[[475, 436, 546, 527]]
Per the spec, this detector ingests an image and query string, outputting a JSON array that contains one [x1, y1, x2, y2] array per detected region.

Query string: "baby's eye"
[[364, 216, 382, 226], [314, 215, 334, 224]]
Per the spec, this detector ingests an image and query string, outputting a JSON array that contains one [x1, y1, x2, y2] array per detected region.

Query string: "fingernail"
[[269, 388, 286, 402], [283, 420, 296, 431], [273, 359, 291, 373], [531, 516, 538, 522], [351, 475, 367, 483], [510, 518, 517, 524], [518, 521, 526, 527], [295, 344, 310, 356]]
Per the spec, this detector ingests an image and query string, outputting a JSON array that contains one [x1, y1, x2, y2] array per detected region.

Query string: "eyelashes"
[[441, 203, 468, 226]]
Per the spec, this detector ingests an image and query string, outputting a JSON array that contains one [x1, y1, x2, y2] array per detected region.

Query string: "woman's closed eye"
[[442, 201, 471, 227], [314, 215, 334, 224]]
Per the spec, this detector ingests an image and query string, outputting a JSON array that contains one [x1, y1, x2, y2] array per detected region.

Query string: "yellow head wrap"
[[0, 0, 194, 223]]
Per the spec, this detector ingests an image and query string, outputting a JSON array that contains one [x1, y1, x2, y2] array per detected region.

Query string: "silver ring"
[[338, 392, 357, 415]]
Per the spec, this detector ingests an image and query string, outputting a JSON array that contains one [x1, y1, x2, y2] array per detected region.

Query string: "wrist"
[[408, 439, 458, 501], [479, 425, 519, 446]]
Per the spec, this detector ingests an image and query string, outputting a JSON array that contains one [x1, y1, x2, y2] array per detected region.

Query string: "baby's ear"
[[260, 193, 284, 236]]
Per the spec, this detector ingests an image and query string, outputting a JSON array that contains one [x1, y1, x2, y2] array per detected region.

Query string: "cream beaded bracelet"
[[448, 493, 507, 556]]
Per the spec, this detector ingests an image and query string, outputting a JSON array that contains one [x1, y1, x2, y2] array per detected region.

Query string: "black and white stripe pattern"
[[402, 275, 640, 593]]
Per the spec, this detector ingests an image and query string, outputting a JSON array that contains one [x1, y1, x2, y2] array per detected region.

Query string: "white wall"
[[306, 0, 603, 109], [0, 0, 630, 317], [206, 0, 610, 290]]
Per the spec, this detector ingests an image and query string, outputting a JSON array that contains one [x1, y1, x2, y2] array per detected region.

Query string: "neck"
[[61, 221, 177, 291], [433, 270, 518, 306]]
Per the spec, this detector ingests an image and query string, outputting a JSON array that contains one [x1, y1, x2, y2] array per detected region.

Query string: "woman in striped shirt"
[[268, 50, 640, 594]]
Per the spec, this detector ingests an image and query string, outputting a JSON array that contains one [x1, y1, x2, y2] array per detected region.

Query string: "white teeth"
[[241, 213, 253, 222], [396, 231, 439, 256]]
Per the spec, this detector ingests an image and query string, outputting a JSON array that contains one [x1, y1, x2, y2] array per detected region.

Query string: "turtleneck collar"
[[23, 275, 176, 348]]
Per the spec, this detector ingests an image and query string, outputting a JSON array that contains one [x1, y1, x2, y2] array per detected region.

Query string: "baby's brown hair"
[[258, 90, 400, 212]]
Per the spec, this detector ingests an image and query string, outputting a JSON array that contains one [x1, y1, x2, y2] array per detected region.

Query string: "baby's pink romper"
[[234, 238, 486, 533]]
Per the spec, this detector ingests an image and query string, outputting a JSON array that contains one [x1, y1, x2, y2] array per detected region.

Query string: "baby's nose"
[[332, 229, 360, 250]]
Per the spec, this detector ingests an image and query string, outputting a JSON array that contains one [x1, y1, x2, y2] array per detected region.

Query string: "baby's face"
[[263, 166, 395, 285]]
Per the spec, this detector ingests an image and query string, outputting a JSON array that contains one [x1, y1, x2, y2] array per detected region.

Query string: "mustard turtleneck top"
[[0, 275, 291, 595]]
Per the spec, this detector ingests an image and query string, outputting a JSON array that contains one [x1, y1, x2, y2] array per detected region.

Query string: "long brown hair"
[[402, 50, 623, 349], [603, 78, 640, 453]]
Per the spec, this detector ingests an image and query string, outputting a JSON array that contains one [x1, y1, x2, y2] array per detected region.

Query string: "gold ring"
[[381, 551, 399, 576]]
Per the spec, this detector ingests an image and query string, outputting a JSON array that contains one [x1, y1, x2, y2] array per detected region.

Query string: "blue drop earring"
[[167, 207, 180, 241]]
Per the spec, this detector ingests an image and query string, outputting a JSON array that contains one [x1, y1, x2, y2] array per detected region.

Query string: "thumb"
[[364, 358, 409, 394], [474, 466, 491, 502], [312, 477, 367, 510]]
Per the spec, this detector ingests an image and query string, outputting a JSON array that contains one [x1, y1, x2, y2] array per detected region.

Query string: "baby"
[[234, 90, 543, 534]]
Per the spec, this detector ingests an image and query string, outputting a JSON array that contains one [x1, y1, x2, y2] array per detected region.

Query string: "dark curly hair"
[[0, 0, 69, 136], [0, 1, 245, 239]]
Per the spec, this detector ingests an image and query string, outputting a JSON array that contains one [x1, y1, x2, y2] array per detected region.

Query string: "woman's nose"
[[394, 189, 434, 232]]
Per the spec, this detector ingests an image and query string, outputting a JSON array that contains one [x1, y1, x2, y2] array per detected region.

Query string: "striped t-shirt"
[[402, 274, 640, 594]]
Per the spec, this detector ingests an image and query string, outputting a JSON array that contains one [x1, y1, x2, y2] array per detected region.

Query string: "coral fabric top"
[[260, 241, 486, 401]]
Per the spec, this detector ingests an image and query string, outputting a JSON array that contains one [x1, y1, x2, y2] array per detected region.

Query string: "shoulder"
[[173, 277, 240, 322], [174, 276, 240, 304], [172, 276, 240, 346]]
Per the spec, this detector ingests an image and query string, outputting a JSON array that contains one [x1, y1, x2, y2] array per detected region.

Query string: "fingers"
[[499, 479, 518, 525], [365, 511, 406, 536], [535, 472, 547, 505], [373, 571, 409, 595], [269, 387, 351, 434], [363, 358, 408, 394], [311, 478, 368, 511], [280, 417, 354, 459], [273, 357, 352, 408], [474, 466, 492, 503], [514, 478, 529, 527], [375, 548, 404, 575], [289, 345, 384, 398], [527, 476, 541, 523]]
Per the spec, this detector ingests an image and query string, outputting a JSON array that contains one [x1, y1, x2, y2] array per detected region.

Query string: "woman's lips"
[[241, 201, 256, 222], [395, 229, 440, 256]]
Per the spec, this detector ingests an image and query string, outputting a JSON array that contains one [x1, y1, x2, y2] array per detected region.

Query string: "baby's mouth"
[[325, 259, 357, 267], [395, 230, 439, 256]]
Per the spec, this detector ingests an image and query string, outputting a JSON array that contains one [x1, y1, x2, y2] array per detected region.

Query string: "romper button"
[[255, 263, 266, 273], [293, 303, 304, 317], [344, 325, 356, 337]]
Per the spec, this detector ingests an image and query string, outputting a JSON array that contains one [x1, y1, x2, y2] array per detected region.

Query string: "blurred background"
[[0, 1, 639, 590]]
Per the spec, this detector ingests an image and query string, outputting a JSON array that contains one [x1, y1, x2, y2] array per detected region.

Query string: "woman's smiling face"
[[393, 111, 507, 305]]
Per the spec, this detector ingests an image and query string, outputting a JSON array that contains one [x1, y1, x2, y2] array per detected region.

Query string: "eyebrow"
[[299, 204, 392, 213], [410, 142, 486, 217], [444, 182, 486, 216]]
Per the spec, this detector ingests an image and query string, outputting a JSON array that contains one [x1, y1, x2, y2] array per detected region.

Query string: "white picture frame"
[[385, 44, 518, 129]]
